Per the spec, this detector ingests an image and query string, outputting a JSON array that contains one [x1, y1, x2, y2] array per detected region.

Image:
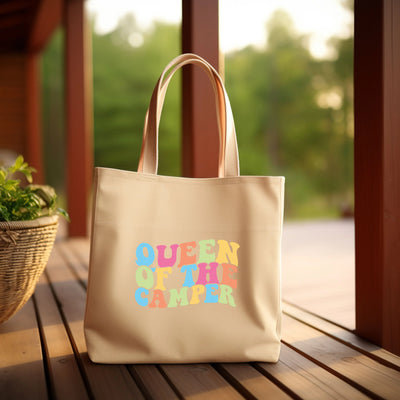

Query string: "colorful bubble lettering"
[[134, 239, 240, 308]]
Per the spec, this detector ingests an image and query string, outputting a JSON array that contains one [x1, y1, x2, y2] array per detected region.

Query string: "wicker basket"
[[0, 215, 59, 324]]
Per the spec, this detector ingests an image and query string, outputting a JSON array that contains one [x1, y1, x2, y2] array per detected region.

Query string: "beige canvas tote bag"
[[84, 53, 285, 364]]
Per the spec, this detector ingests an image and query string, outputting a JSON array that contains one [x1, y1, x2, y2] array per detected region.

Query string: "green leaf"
[[0, 170, 6, 184], [56, 207, 70, 222], [13, 155, 24, 170], [0, 205, 10, 221], [3, 180, 20, 191], [0, 155, 68, 222], [23, 171, 33, 183], [7, 155, 37, 182], [29, 185, 56, 207]]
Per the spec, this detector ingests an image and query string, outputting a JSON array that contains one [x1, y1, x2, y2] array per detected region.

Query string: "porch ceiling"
[[0, 0, 41, 52]]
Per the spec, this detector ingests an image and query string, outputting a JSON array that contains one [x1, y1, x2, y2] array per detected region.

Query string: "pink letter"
[[196, 262, 219, 285], [157, 244, 179, 268]]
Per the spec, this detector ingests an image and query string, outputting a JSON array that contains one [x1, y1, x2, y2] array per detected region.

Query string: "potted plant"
[[0, 155, 69, 323]]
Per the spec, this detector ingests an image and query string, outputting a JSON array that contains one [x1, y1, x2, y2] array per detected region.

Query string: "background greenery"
[[41, 9, 353, 220]]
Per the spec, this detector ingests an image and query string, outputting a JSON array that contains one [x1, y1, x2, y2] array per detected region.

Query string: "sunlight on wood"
[[282, 219, 355, 330]]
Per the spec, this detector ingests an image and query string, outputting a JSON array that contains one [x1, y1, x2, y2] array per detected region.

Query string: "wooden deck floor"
[[282, 219, 355, 329], [1, 238, 400, 399]]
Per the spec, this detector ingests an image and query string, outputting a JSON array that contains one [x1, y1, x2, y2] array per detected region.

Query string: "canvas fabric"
[[84, 54, 285, 364]]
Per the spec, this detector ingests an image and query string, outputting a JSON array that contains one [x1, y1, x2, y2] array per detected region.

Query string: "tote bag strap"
[[138, 53, 240, 177]]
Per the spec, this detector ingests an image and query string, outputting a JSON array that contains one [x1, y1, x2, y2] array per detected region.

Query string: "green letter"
[[168, 288, 189, 308], [136, 266, 154, 289], [198, 239, 216, 263], [219, 284, 236, 307]]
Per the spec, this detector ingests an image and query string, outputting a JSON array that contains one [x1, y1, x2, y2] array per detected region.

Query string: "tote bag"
[[84, 53, 285, 364]]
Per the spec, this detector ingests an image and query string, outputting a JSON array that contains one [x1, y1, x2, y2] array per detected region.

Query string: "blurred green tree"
[[225, 9, 353, 218], [42, 28, 65, 195], [92, 14, 181, 175], [41, 8, 353, 219]]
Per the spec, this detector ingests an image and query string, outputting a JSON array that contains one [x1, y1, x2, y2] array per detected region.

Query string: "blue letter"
[[136, 243, 155, 266], [181, 264, 197, 287], [135, 287, 149, 307], [205, 284, 219, 303]]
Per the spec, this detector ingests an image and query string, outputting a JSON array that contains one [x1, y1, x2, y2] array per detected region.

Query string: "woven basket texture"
[[0, 215, 58, 324]]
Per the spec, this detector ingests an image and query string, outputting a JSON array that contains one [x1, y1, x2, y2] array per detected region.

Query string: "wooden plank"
[[354, 0, 400, 355], [57, 240, 89, 286], [59, 240, 282, 399], [67, 237, 90, 269], [257, 345, 369, 400], [283, 313, 400, 399], [215, 363, 292, 399], [282, 220, 355, 330], [34, 273, 89, 399], [160, 364, 243, 399], [181, 0, 220, 178], [0, 299, 48, 399], [65, 0, 93, 236], [128, 365, 179, 399], [283, 302, 400, 370], [45, 247, 145, 399], [42, 240, 400, 399]]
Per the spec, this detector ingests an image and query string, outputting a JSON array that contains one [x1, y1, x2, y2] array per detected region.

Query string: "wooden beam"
[[0, 13, 31, 29], [354, 0, 400, 356], [181, 0, 220, 177], [28, 0, 62, 53], [25, 52, 44, 183], [0, 0, 32, 15], [65, 0, 93, 237]]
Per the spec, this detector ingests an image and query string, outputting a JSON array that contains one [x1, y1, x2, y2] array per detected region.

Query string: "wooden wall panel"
[[0, 54, 26, 159], [25, 52, 44, 182]]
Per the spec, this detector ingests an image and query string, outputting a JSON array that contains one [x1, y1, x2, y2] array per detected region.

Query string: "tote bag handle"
[[138, 53, 240, 177]]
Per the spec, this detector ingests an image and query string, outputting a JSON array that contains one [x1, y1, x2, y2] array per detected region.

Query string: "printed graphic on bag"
[[134, 239, 240, 308]]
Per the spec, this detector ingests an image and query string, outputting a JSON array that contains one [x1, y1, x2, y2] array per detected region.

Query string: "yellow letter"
[[190, 284, 205, 304], [216, 240, 240, 266], [154, 267, 172, 291]]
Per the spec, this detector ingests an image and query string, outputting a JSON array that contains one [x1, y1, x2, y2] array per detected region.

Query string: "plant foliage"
[[0, 156, 69, 222]]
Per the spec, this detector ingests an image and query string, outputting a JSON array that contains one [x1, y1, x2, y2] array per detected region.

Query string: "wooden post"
[[181, 0, 220, 177], [26, 0, 62, 183], [354, 0, 400, 355], [64, 0, 93, 236], [25, 52, 44, 183]]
